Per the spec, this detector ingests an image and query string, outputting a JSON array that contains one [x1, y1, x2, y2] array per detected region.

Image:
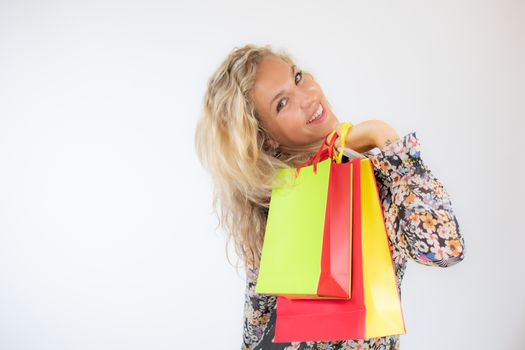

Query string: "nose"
[[298, 89, 317, 111]]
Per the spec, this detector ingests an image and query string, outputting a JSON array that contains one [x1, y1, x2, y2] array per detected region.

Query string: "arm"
[[364, 131, 466, 267], [241, 265, 276, 349]]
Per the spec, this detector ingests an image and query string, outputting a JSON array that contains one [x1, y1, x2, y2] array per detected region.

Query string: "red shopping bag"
[[316, 155, 352, 298], [274, 158, 406, 342], [298, 131, 353, 299]]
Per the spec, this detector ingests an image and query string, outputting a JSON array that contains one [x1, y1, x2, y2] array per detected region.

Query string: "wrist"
[[335, 121, 375, 153]]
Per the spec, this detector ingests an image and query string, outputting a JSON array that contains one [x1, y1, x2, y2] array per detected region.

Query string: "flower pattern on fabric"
[[368, 131, 466, 268], [241, 131, 465, 349]]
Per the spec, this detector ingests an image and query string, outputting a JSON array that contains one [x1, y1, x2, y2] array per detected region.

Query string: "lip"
[[307, 103, 327, 125]]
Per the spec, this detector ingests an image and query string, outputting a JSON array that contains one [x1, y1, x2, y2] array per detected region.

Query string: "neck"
[[277, 138, 325, 157]]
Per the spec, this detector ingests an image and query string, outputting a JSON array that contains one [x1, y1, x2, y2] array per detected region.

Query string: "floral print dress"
[[241, 132, 466, 350]]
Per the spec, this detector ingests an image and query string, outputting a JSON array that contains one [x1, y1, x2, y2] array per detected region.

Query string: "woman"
[[194, 44, 466, 350]]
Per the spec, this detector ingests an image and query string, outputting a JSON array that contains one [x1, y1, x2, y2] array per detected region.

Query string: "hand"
[[332, 120, 400, 153]]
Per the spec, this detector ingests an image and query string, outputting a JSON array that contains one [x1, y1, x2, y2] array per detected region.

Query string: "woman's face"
[[249, 56, 339, 152]]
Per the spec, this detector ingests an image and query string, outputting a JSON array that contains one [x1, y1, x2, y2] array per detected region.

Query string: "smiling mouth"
[[306, 103, 326, 125]]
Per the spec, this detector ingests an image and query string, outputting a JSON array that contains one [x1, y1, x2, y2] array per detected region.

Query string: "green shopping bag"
[[255, 128, 353, 299]]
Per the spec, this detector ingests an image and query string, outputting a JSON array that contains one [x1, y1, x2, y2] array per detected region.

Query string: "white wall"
[[0, 0, 523, 349]]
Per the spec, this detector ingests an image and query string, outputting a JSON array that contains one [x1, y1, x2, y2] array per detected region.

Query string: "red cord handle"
[[295, 131, 339, 177]]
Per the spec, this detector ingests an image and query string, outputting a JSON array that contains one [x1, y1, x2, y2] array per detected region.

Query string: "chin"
[[323, 114, 338, 132]]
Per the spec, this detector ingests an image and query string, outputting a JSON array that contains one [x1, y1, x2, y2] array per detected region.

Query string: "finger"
[[334, 137, 341, 149]]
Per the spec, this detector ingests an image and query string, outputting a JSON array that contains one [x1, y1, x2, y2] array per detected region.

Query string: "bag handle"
[[294, 122, 354, 176], [294, 132, 336, 176], [332, 122, 353, 164]]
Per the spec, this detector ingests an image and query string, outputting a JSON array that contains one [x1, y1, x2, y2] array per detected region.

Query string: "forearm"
[[365, 132, 466, 267], [368, 119, 400, 149], [337, 120, 400, 152]]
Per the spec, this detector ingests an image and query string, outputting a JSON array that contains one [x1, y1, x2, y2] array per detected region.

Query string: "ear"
[[268, 138, 280, 149], [264, 135, 280, 150]]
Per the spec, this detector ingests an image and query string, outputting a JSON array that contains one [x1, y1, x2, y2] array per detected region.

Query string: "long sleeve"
[[241, 265, 278, 349], [363, 131, 466, 268]]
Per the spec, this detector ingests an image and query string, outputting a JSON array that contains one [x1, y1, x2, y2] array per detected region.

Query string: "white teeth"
[[307, 104, 324, 124]]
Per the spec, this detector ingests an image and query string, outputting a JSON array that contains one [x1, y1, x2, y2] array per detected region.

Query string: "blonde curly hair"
[[194, 44, 332, 271]]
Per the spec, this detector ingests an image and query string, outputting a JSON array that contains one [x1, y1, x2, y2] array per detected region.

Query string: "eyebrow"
[[269, 64, 296, 110]]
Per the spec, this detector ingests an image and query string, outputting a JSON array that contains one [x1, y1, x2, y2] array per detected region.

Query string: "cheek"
[[282, 107, 306, 129], [305, 78, 321, 92], [263, 115, 295, 140], [279, 112, 310, 142]]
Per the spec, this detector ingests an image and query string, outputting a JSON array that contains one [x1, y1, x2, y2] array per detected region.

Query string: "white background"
[[0, 0, 523, 349]]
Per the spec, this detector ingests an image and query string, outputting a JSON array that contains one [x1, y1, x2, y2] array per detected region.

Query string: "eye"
[[276, 70, 303, 113], [294, 70, 303, 84]]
